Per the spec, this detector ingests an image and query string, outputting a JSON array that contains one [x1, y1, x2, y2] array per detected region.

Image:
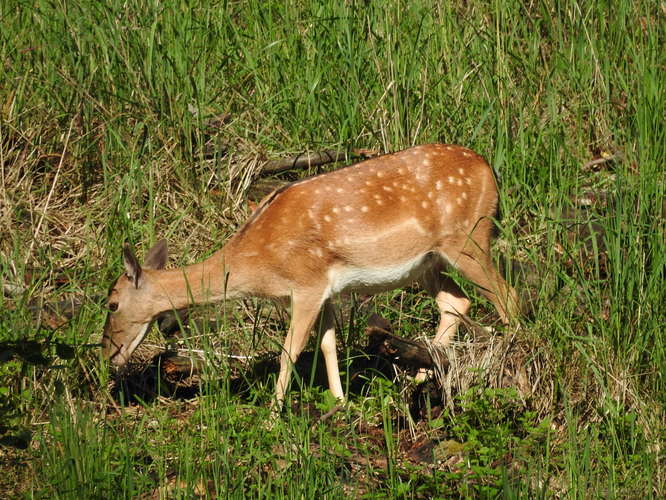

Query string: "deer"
[[102, 144, 519, 409]]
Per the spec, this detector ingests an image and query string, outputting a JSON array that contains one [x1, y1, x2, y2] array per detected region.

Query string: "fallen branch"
[[365, 325, 448, 371], [261, 149, 351, 174], [261, 148, 378, 175]]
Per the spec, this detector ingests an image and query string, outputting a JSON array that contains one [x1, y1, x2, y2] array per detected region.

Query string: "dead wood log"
[[260, 148, 379, 175], [261, 149, 351, 175], [159, 353, 206, 383], [365, 325, 449, 371]]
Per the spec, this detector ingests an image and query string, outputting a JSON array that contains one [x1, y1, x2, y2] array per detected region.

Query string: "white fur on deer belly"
[[327, 253, 433, 295]]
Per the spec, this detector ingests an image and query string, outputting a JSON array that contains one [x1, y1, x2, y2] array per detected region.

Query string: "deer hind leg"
[[442, 229, 519, 325], [317, 300, 345, 401], [275, 293, 323, 409], [420, 260, 471, 348], [415, 261, 471, 382]]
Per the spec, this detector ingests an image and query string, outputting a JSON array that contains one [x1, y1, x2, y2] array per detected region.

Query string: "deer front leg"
[[274, 294, 323, 409]]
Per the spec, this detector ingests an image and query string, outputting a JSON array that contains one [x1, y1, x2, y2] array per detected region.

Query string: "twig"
[[26, 117, 75, 264], [311, 404, 344, 429], [582, 153, 622, 170]]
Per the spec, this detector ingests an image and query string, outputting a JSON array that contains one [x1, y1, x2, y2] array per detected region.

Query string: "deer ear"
[[123, 243, 142, 288], [144, 239, 168, 270]]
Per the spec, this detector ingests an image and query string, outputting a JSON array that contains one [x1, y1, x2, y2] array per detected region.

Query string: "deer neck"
[[150, 245, 248, 312]]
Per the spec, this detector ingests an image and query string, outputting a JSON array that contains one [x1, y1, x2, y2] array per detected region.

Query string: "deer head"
[[101, 240, 169, 366]]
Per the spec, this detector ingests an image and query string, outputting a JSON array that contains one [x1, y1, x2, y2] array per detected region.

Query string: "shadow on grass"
[[108, 343, 432, 411]]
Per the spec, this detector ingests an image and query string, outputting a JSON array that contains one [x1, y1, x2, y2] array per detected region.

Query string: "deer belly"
[[327, 252, 437, 295]]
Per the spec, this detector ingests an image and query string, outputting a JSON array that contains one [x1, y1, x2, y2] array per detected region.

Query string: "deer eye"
[[108, 302, 119, 312]]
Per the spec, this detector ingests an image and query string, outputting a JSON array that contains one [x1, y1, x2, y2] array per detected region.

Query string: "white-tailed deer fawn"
[[102, 144, 519, 407]]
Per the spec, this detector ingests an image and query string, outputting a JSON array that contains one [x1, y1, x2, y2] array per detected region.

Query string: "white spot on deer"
[[400, 195, 407, 202], [448, 176, 455, 184], [446, 146, 454, 151], [315, 189, 321, 195], [309, 248, 323, 257], [324, 215, 332, 222], [382, 186, 393, 192], [332, 207, 340, 214], [462, 151, 472, 157], [325, 186, 332, 192], [421, 201, 429, 209], [336, 188, 344, 193], [458, 168, 465, 175], [365, 180, 372, 186], [457, 178, 463, 186], [423, 159, 431, 167], [376, 199, 384, 206], [377, 171, 384, 178], [398, 167, 405, 174], [457, 197, 463, 205], [344, 206, 353, 212], [465, 177, 472, 185], [445, 203, 453, 214], [361, 206, 369, 213], [427, 191, 434, 199], [435, 180, 443, 190], [461, 191, 468, 200], [308, 209, 315, 219]]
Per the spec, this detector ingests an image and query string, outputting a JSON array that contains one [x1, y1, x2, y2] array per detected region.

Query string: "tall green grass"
[[1, 0, 664, 497]]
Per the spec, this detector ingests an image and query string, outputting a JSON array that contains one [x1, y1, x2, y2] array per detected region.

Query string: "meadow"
[[1, 0, 664, 497]]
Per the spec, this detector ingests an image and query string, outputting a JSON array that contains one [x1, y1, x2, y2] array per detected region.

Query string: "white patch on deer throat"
[[116, 322, 151, 366]]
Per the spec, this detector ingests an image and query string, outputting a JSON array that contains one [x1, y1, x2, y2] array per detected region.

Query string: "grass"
[[1, 0, 664, 497]]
